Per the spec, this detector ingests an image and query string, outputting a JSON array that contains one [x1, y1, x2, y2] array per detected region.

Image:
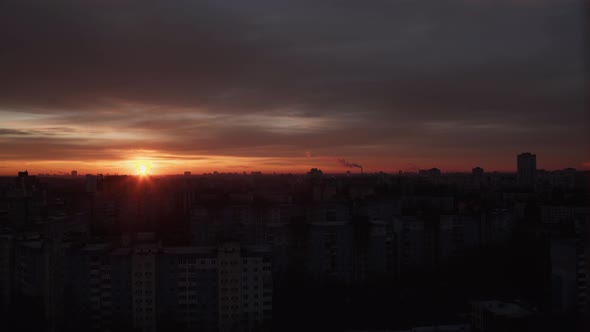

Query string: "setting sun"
[[134, 161, 152, 176]]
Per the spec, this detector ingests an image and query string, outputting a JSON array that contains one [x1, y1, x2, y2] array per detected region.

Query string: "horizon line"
[[2, 167, 586, 177]]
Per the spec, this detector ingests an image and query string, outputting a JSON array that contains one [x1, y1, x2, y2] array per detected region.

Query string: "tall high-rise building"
[[0, 234, 14, 312], [550, 238, 588, 316], [85, 175, 97, 193], [132, 244, 158, 332], [517, 153, 536, 187], [217, 243, 242, 332]]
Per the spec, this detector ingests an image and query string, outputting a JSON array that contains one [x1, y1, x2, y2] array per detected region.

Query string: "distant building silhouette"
[[472, 167, 484, 177], [71, 170, 77, 176], [517, 153, 536, 187], [306, 168, 323, 180], [85, 174, 97, 193], [0, 157, 586, 331], [419, 168, 441, 176]]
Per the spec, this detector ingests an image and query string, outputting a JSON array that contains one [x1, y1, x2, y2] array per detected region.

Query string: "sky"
[[0, 0, 588, 175]]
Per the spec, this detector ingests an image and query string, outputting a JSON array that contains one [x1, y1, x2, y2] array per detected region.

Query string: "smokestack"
[[338, 158, 363, 173]]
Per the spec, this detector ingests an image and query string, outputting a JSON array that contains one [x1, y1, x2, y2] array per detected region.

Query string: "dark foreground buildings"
[[0, 158, 588, 331]]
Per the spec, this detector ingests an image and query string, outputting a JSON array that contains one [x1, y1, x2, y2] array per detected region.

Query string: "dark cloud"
[[0, 0, 587, 172], [0, 128, 32, 136]]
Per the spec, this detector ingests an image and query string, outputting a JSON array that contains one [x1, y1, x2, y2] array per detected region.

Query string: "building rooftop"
[[476, 300, 532, 318], [163, 246, 217, 255], [82, 243, 112, 251], [20, 240, 43, 249], [110, 247, 132, 256]]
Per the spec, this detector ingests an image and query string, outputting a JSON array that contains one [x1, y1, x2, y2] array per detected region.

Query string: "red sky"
[[1, 0, 588, 175]]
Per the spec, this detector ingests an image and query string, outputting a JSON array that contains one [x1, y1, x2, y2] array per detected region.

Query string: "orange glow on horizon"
[[133, 160, 153, 176], [0, 154, 587, 176]]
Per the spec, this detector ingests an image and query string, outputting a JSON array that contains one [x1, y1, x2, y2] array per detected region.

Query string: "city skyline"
[[2, 152, 588, 332], [1, 0, 588, 175], [1, 2, 588, 331], [0, 152, 582, 176]]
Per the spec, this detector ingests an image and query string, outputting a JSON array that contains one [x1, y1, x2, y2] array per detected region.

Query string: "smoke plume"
[[338, 158, 362, 169]]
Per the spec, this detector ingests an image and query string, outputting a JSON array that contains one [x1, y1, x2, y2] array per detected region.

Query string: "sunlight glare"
[[133, 161, 152, 176]]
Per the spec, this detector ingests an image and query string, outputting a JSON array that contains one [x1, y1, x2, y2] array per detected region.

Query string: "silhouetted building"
[[471, 301, 534, 332], [66, 243, 114, 331], [393, 216, 436, 272], [85, 175, 97, 193], [132, 244, 158, 332], [0, 159, 586, 331], [419, 168, 441, 176], [472, 167, 484, 177], [306, 204, 354, 283], [12, 236, 65, 331], [62, 241, 272, 332], [306, 168, 323, 178], [550, 238, 588, 315], [517, 153, 536, 187], [7, 172, 41, 230], [71, 170, 78, 176], [0, 234, 14, 311]]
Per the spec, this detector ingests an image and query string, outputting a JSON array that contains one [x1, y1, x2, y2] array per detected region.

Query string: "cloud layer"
[[0, 0, 587, 174]]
